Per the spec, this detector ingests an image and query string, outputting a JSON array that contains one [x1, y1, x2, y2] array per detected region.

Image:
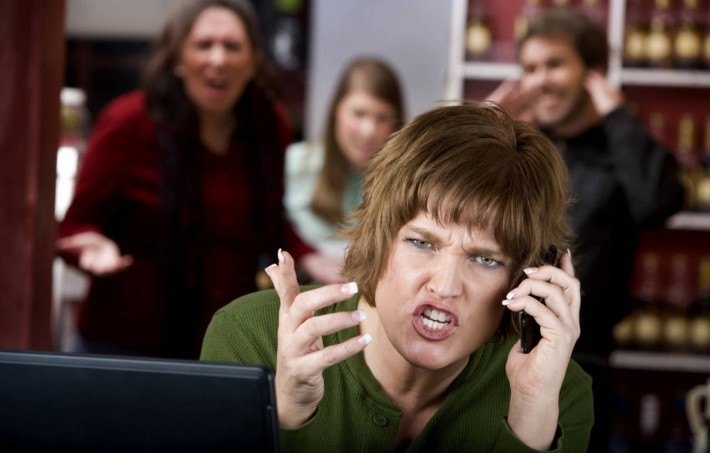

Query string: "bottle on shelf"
[[688, 255, 710, 354], [515, 0, 545, 41], [662, 253, 693, 352], [703, 5, 710, 69], [662, 391, 693, 451], [696, 116, 710, 212], [637, 393, 662, 447], [645, 0, 676, 69], [631, 251, 665, 351], [674, 0, 704, 69], [624, 0, 650, 67], [608, 386, 635, 453], [676, 114, 702, 210], [580, 0, 607, 26], [465, 0, 493, 61], [648, 111, 668, 146]]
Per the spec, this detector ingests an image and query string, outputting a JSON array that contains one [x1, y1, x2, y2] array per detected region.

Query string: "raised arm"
[[501, 250, 585, 450], [266, 250, 371, 427]]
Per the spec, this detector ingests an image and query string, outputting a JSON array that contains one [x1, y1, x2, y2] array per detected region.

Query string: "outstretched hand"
[[266, 249, 370, 428], [501, 250, 581, 450], [56, 231, 133, 276]]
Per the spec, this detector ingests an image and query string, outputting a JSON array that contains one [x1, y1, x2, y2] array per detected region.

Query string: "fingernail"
[[341, 282, 358, 295], [358, 334, 372, 346], [567, 248, 572, 260], [502, 299, 510, 306], [506, 290, 516, 300], [277, 248, 284, 263], [264, 264, 277, 277], [351, 309, 367, 322], [523, 267, 537, 275]]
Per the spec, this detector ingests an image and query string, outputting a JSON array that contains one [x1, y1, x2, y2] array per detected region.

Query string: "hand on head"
[[584, 70, 624, 117], [485, 79, 535, 124], [56, 231, 133, 276], [266, 249, 370, 428]]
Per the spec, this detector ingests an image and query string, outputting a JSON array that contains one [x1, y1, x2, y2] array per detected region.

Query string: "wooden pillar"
[[0, 0, 66, 350]]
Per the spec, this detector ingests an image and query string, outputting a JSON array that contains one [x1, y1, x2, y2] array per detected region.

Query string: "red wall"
[[0, 0, 66, 350]]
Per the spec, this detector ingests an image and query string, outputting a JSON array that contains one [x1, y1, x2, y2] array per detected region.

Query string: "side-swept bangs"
[[341, 103, 572, 337]]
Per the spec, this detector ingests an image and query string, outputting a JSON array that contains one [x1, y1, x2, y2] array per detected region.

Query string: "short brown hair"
[[518, 7, 609, 73], [341, 103, 572, 335]]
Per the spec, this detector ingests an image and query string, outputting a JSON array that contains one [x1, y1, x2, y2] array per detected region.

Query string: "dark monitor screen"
[[0, 350, 280, 452]]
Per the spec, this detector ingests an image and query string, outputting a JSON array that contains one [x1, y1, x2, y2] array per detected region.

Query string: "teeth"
[[423, 318, 448, 330], [421, 308, 451, 330]]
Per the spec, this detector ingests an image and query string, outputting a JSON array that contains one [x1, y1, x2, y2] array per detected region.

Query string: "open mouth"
[[421, 307, 452, 331], [413, 305, 458, 340]]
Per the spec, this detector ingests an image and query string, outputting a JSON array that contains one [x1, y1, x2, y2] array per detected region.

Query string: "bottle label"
[[625, 30, 646, 60], [675, 30, 702, 59], [466, 24, 492, 56], [646, 32, 672, 61]]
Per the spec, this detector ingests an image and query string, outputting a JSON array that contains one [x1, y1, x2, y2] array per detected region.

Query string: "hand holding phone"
[[519, 246, 559, 353]]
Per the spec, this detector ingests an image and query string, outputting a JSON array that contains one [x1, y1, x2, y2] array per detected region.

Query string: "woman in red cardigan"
[[57, 0, 323, 359]]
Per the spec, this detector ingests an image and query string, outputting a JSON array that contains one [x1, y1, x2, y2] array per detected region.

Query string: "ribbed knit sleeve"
[[200, 289, 280, 370]]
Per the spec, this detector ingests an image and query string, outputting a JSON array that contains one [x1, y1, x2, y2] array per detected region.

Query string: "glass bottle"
[[580, 0, 607, 26], [662, 253, 693, 352], [624, 0, 649, 67], [689, 255, 710, 354], [465, 0, 493, 61], [696, 116, 710, 212], [632, 252, 664, 351], [648, 111, 667, 146], [645, 0, 676, 69], [674, 0, 703, 69], [676, 114, 702, 209], [515, 0, 545, 41]]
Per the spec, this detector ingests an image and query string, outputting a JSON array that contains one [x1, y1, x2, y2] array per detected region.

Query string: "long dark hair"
[[142, 0, 277, 128], [311, 57, 405, 225], [141, 0, 285, 357]]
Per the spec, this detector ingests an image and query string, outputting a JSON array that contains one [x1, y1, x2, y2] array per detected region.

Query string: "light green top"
[[284, 141, 362, 257], [201, 289, 594, 453]]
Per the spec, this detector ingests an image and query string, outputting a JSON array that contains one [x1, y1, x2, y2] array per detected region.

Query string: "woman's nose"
[[427, 256, 463, 300]]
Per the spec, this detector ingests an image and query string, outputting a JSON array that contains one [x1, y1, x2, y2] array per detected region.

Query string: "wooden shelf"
[[461, 62, 520, 80], [666, 211, 710, 231], [610, 350, 710, 374], [621, 68, 710, 88]]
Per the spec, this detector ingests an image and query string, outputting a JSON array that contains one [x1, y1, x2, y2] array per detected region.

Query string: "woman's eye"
[[476, 256, 502, 268], [406, 238, 432, 250]]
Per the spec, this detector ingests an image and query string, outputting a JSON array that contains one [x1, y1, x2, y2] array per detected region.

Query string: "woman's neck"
[[199, 112, 236, 155]]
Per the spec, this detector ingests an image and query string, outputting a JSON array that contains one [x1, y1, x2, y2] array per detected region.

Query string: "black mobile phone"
[[519, 246, 559, 354]]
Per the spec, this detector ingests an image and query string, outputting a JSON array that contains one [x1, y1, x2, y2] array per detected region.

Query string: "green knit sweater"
[[201, 289, 593, 452]]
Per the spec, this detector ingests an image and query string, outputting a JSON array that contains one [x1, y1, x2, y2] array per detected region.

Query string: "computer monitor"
[[0, 350, 280, 452]]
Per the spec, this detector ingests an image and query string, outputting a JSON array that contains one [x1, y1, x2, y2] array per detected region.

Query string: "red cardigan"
[[58, 91, 312, 358]]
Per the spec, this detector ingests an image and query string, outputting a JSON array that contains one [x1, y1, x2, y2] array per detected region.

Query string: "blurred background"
[[1, 0, 710, 451]]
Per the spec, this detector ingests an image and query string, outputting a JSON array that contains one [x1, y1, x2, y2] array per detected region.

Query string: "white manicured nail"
[[341, 282, 358, 295], [352, 310, 367, 322]]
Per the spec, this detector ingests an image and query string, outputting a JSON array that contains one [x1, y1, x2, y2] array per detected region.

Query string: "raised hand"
[[56, 231, 133, 276], [266, 249, 371, 428], [501, 250, 581, 450], [485, 79, 535, 124], [584, 70, 624, 117]]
